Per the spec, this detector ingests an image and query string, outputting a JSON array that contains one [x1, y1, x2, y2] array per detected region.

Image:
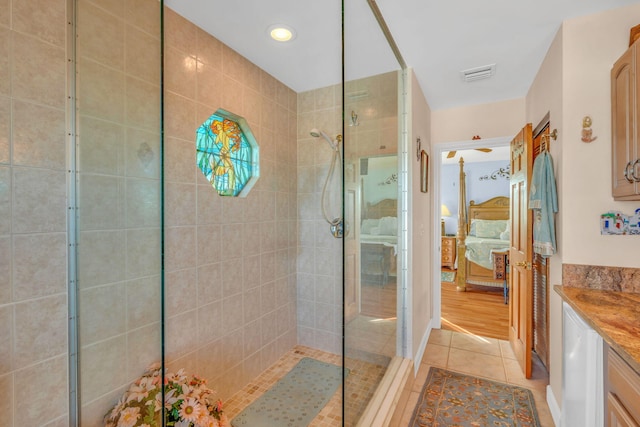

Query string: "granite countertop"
[[554, 285, 640, 374]]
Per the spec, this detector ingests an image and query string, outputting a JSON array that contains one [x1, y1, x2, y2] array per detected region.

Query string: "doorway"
[[432, 137, 511, 337]]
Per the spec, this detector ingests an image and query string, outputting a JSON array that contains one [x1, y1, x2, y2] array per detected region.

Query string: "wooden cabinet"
[[611, 40, 640, 200], [606, 348, 640, 427], [441, 236, 456, 269]]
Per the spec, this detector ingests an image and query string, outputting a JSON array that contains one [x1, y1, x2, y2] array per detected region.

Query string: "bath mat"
[[441, 271, 456, 283], [231, 357, 343, 427], [409, 367, 541, 427]]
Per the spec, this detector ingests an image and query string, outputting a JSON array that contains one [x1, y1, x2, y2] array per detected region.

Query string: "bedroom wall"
[[362, 155, 398, 206], [440, 160, 510, 235], [431, 98, 526, 143]]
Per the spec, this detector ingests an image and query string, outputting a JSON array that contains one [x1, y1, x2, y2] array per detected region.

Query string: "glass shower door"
[[343, 1, 406, 425], [75, 0, 164, 424]]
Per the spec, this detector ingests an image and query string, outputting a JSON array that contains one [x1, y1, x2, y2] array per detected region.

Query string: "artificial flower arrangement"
[[104, 363, 228, 427]]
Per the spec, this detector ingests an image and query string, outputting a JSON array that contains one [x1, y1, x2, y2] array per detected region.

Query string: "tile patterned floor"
[[391, 329, 555, 426], [223, 344, 390, 427]]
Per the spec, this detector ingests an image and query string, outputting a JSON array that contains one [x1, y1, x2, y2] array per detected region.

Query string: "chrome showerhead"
[[310, 128, 339, 150]]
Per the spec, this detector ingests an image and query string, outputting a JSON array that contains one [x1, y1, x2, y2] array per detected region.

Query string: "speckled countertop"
[[554, 285, 640, 374]]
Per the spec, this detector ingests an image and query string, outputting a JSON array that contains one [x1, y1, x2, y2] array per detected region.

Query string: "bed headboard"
[[363, 198, 397, 220], [467, 196, 510, 232]]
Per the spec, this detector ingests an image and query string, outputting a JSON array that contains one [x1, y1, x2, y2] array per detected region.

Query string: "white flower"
[[180, 397, 203, 422], [117, 407, 140, 427]]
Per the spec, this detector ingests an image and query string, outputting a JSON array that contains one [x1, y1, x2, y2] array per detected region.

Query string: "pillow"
[[378, 216, 397, 235], [361, 219, 379, 234], [474, 219, 509, 239], [500, 229, 510, 240]]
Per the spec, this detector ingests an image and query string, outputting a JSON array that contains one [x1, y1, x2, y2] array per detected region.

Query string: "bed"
[[454, 158, 510, 292], [360, 198, 397, 285]]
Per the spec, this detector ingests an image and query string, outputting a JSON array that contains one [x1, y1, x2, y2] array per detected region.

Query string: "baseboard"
[[546, 384, 561, 427], [413, 319, 434, 376]]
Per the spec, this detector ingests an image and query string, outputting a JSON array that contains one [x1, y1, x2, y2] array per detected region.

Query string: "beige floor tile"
[[499, 339, 517, 359], [448, 347, 506, 382], [504, 357, 549, 392], [427, 328, 452, 346], [412, 363, 432, 392], [397, 390, 420, 426], [450, 331, 501, 356], [421, 343, 449, 369], [532, 392, 555, 427]]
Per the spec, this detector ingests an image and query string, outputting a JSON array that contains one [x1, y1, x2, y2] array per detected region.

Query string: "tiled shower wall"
[[296, 85, 344, 354], [162, 8, 299, 401], [76, 0, 163, 425], [0, 0, 70, 425], [295, 72, 398, 355]]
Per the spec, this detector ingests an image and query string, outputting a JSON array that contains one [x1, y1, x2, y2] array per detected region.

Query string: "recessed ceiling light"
[[268, 24, 296, 42]]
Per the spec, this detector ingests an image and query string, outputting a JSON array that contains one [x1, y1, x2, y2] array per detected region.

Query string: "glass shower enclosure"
[[72, 0, 406, 425]]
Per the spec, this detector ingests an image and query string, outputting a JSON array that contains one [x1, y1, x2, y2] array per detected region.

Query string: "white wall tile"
[[80, 336, 127, 403], [14, 295, 66, 368], [13, 232, 66, 300], [15, 356, 67, 425], [12, 168, 66, 233]]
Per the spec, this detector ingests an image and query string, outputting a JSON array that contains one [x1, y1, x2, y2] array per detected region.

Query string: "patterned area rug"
[[231, 357, 342, 427], [441, 271, 456, 283], [409, 367, 541, 427]]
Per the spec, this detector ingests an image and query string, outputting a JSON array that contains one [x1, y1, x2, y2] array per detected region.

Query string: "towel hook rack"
[[540, 128, 558, 152]]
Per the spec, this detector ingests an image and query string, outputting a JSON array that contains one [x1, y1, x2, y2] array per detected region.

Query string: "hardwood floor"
[[360, 279, 396, 319], [441, 275, 509, 340], [358, 271, 509, 340]]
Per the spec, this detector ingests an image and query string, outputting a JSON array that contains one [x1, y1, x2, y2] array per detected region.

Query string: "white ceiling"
[[165, 0, 640, 111]]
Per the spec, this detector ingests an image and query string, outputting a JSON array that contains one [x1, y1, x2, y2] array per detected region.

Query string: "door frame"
[[431, 136, 512, 329]]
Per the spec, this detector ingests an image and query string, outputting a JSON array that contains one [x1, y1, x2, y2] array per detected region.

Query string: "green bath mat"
[[231, 357, 343, 427]]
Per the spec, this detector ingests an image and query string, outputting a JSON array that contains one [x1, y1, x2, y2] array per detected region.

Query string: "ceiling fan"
[[446, 135, 492, 158]]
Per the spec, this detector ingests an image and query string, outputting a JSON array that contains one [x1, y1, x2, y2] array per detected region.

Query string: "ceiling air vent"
[[460, 64, 496, 82]]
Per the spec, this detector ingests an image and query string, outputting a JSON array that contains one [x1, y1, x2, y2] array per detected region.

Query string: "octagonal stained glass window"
[[196, 109, 259, 197]]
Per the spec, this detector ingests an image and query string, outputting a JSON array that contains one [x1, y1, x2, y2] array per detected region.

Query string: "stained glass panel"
[[196, 109, 259, 197]]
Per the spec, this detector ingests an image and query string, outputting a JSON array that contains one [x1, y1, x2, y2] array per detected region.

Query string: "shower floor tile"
[[223, 345, 389, 427]]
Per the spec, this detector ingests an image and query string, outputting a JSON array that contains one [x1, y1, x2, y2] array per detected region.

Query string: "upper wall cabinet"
[[611, 40, 640, 200]]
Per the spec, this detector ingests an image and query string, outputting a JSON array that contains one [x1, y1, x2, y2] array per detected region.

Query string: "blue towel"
[[529, 151, 558, 257]]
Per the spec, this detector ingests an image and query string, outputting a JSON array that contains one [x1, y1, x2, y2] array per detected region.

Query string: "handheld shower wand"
[[310, 129, 343, 238]]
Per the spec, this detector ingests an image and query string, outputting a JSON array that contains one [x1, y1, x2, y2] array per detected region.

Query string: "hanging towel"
[[529, 151, 558, 257]]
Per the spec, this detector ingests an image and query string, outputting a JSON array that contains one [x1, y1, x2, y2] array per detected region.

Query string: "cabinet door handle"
[[624, 161, 634, 183], [633, 159, 640, 182]]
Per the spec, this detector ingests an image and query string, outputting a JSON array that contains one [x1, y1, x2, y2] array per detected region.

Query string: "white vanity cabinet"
[[562, 302, 604, 427]]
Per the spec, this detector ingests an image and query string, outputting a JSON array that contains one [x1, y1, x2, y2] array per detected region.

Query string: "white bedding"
[[465, 236, 509, 270], [360, 234, 397, 255]]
